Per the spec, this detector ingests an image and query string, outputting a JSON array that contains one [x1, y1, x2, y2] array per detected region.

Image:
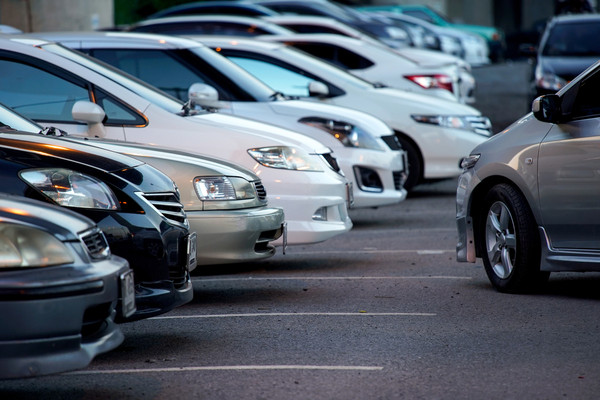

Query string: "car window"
[[288, 42, 375, 70], [0, 58, 145, 126], [91, 49, 202, 101], [228, 56, 316, 97], [282, 24, 345, 35], [0, 59, 89, 122], [403, 10, 435, 24], [571, 70, 600, 119], [542, 21, 600, 57], [133, 21, 272, 36]]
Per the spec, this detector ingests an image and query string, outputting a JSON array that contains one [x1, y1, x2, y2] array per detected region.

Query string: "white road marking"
[[151, 312, 436, 320], [66, 365, 384, 375], [193, 276, 471, 282], [277, 249, 454, 255]]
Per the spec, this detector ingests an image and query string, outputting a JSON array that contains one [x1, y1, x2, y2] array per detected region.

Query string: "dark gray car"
[[0, 194, 132, 379], [457, 58, 600, 293]]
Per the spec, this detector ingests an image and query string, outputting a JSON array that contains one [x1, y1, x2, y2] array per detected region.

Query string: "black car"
[[0, 194, 131, 378], [531, 14, 600, 100], [0, 125, 194, 322]]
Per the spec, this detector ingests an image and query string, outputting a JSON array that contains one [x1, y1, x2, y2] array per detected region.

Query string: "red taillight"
[[404, 74, 454, 93]]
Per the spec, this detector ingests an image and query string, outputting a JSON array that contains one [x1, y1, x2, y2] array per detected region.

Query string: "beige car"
[[457, 59, 600, 293], [75, 139, 286, 267]]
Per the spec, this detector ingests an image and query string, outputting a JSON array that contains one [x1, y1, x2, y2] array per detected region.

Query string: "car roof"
[[29, 31, 203, 50]]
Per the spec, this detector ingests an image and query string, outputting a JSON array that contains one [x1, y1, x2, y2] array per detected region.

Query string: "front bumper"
[[0, 256, 129, 379], [336, 147, 407, 209], [188, 206, 285, 266]]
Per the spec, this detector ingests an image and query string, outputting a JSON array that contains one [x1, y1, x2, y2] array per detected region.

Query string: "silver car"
[[457, 59, 600, 293]]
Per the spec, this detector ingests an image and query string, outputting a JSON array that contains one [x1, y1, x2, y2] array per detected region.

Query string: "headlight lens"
[[20, 168, 120, 210], [194, 176, 256, 200], [299, 117, 383, 150], [460, 154, 480, 170], [248, 146, 323, 171], [411, 115, 468, 129], [0, 223, 74, 268]]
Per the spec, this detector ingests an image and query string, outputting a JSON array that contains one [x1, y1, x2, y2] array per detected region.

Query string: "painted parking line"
[[276, 249, 453, 255], [193, 276, 471, 282], [151, 312, 436, 320], [66, 365, 384, 375]]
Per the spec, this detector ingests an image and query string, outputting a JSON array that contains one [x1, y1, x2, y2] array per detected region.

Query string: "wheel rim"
[[485, 201, 517, 279]]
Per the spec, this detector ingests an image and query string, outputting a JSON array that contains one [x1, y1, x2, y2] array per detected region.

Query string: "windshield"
[[0, 103, 42, 133], [542, 21, 600, 57], [41, 43, 186, 114], [189, 45, 276, 101]]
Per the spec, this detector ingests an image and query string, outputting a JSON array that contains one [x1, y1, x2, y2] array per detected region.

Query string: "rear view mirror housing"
[[308, 81, 329, 98], [72, 100, 107, 138], [532, 94, 562, 123], [188, 83, 221, 109]]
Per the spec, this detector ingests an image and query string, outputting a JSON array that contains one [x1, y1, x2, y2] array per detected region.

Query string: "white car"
[[259, 33, 475, 104], [0, 36, 352, 245], [197, 37, 492, 190], [33, 31, 408, 209]]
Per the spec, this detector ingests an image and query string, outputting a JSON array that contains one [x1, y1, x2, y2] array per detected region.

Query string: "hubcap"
[[485, 201, 517, 279]]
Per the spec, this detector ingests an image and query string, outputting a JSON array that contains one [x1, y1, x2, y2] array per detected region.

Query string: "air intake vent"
[[80, 228, 110, 259], [254, 181, 267, 201], [139, 192, 187, 227]]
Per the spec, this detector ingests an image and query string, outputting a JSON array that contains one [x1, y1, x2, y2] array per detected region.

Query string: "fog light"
[[353, 166, 383, 192], [312, 207, 328, 221]]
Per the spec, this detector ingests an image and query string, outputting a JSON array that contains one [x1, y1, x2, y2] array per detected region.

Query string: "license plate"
[[187, 232, 197, 270], [120, 270, 136, 318]]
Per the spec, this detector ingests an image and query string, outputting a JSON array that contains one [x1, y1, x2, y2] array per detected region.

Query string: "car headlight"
[[411, 115, 492, 136], [299, 117, 383, 150], [20, 168, 120, 210], [535, 65, 567, 91], [194, 176, 256, 200], [460, 154, 480, 170], [0, 223, 74, 267], [247, 146, 323, 171]]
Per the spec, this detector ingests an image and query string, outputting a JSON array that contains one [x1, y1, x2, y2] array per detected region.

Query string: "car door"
[[0, 54, 143, 140], [538, 67, 600, 249]]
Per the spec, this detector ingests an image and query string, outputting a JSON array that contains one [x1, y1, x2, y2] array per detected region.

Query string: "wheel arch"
[[393, 129, 424, 183]]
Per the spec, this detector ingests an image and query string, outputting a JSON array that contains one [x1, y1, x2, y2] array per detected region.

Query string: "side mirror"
[[308, 81, 329, 98], [532, 94, 562, 123], [188, 83, 221, 109], [72, 100, 107, 138]]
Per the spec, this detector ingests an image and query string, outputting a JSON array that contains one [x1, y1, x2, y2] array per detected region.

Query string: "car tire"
[[479, 183, 549, 293], [396, 136, 421, 192]]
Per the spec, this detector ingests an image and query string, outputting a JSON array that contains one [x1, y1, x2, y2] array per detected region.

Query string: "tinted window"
[[133, 21, 271, 36], [288, 43, 375, 70], [0, 59, 89, 122], [282, 24, 344, 35], [571, 70, 600, 119], [403, 10, 435, 24], [542, 21, 600, 57]]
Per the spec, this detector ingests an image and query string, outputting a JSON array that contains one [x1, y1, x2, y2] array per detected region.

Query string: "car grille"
[[80, 228, 110, 259], [139, 192, 188, 228], [254, 180, 267, 201], [381, 135, 403, 150], [393, 171, 406, 191], [466, 116, 493, 136], [321, 153, 341, 173]]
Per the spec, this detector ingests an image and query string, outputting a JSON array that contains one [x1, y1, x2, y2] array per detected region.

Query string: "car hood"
[[0, 193, 94, 241], [188, 111, 332, 154], [539, 56, 599, 81], [267, 99, 394, 138], [67, 137, 260, 182], [0, 130, 146, 173]]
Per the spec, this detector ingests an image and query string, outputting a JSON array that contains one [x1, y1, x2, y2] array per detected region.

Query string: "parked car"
[[36, 31, 407, 209], [1, 103, 286, 266], [457, 59, 600, 293], [355, 4, 505, 62], [0, 105, 193, 322], [0, 36, 352, 245], [259, 33, 475, 103], [368, 11, 490, 66], [128, 14, 294, 36], [148, 0, 278, 19], [530, 14, 600, 100], [199, 37, 492, 190], [0, 194, 131, 379]]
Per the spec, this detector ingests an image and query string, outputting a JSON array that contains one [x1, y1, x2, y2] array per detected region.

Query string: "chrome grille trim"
[[80, 227, 110, 259], [466, 116, 493, 136], [254, 180, 267, 201], [138, 192, 188, 228]]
